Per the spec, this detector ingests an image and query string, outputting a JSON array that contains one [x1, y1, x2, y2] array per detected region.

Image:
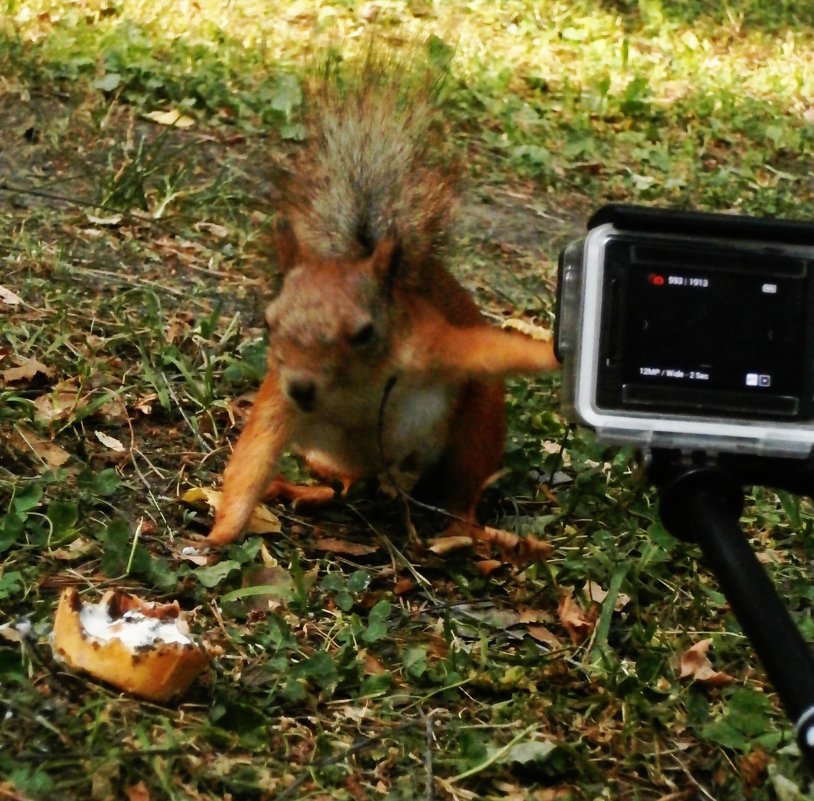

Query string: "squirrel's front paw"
[[205, 522, 244, 547]]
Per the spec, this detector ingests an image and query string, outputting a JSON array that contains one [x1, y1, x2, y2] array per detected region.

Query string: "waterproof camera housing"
[[556, 205, 814, 457]]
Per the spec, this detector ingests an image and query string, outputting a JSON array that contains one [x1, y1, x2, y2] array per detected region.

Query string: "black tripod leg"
[[659, 469, 814, 769]]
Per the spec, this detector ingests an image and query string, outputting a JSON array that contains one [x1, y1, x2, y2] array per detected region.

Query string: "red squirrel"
[[206, 59, 558, 546]]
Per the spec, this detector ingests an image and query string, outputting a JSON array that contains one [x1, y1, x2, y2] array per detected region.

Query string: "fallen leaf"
[[181, 487, 281, 534], [475, 559, 503, 575], [739, 747, 769, 787], [176, 544, 210, 565], [245, 504, 282, 535], [394, 577, 416, 595], [98, 396, 129, 420], [221, 565, 296, 608], [143, 108, 195, 128], [51, 537, 96, 561], [426, 633, 448, 660], [9, 426, 71, 469], [428, 534, 473, 554], [0, 285, 23, 306], [205, 755, 284, 792], [493, 738, 557, 765], [494, 778, 530, 798], [32, 381, 86, 424], [134, 393, 158, 415], [532, 787, 575, 800], [517, 607, 554, 624], [92, 72, 122, 92], [476, 525, 553, 563], [125, 781, 151, 801], [33, 393, 71, 423], [586, 580, 631, 611], [0, 620, 31, 644], [542, 439, 571, 465], [435, 779, 477, 800], [527, 625, 562, 648], [2, 356, 53, 384], [678, 638, 735, 686], [182, 487, 219, 507], [460, 604, 522, 629], [362, 652, 387, 675], [557, 592, 597, 645], [164, 314, 193, 345], [195, 221, 229, 238], [757, 549, 785, 565], [258, 541, 278, 567], [312, 537, 378, 556], [95, 430, 126, 452], [86, 212, 123, 226]]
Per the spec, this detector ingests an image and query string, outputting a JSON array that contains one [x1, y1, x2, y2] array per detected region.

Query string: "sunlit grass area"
[[4, 0, 814, 213]]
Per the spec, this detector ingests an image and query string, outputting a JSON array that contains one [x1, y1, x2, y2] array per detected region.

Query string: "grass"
[[2, 1, 814, 799]]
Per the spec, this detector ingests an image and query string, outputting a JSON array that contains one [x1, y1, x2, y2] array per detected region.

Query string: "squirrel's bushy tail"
[[282, 47, 459, 282]]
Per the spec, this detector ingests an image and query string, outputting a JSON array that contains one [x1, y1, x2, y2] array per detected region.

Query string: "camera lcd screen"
[[596, 238, 813, 419]]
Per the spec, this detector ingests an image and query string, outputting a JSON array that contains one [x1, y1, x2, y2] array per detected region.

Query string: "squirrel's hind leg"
[[420, 380, 553, 563], [413, 379, 506, 524], [263, 475, 352, 509]]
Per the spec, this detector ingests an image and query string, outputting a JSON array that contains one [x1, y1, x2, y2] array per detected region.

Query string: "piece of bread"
[[52, 588, 208, 702]]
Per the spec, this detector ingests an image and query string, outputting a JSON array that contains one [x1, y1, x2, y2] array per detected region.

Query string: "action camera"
[[556, 204, 814, 458], [556, 205, 814, 770]]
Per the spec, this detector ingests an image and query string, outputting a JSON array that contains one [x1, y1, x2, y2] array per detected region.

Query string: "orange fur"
[[203, 70, 559, 547], [398, 299, 558, 377], [207, 373, 295, 545], [205, 246, 557, 547]]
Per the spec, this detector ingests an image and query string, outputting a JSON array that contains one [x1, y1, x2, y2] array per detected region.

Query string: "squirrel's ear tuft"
[[275, 218, 300, 273], [370, 234, 402, 285]]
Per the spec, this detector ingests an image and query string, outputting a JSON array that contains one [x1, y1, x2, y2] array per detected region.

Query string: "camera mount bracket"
[[644, 448, 814, 769]]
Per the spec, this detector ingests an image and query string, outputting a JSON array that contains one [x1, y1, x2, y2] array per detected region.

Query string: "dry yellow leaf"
[[501, 318, 552, 341], [181, 487, 281, 535], [143, 109, 195, 128]]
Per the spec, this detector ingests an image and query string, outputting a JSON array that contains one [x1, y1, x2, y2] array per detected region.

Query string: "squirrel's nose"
[[287, 378, 317, 411]]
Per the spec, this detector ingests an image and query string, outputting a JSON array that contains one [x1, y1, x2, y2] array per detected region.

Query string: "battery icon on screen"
[[746, 373, 772, 387]]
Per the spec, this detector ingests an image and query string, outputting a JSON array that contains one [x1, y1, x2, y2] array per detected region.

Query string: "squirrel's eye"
[[350, 322, 375, 349]]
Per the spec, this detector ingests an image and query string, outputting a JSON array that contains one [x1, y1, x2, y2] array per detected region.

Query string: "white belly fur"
[[389, 384, 453, 463], [293, 381, 456, 481]]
